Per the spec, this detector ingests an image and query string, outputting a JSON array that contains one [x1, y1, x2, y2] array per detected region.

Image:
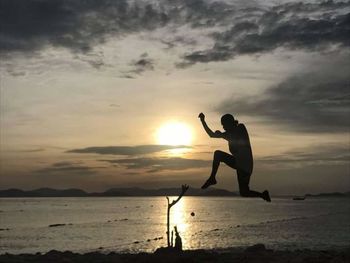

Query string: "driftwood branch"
[[169, 184, 189, 208], [166, 184, 189, 247]]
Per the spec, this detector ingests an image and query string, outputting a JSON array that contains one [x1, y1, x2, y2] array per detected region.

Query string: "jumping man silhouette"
[[199, 113, 271, 202]]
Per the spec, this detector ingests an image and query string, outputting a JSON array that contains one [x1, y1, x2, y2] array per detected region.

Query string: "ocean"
[[1, 197, 349, 254]]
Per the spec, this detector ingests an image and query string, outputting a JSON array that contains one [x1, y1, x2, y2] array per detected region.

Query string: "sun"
[[157, 121, 192, 146]]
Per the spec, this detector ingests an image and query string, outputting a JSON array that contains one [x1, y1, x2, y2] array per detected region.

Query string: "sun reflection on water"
[[170, 197, 189, 246]]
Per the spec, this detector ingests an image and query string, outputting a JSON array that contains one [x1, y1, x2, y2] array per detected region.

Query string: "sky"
[[0, 0, 349, 195]]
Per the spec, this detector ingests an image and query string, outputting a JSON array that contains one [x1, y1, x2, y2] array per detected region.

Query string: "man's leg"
[[201, 150, 236, 189], [238, 171, 271, 202]]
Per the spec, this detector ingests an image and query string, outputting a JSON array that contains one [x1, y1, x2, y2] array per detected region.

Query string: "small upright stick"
[[166, 184, 189, 248], [174, 226, 182, 251], [171, 230, 174, 247]]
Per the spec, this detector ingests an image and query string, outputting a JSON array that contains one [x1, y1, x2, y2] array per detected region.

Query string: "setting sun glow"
[[157, 122, 192, 146]]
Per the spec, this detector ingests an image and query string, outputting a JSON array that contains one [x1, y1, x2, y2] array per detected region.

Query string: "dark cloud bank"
[[179, 1, 350, 66], [0, 0, 168, 54], [1, 0, 349, 63]]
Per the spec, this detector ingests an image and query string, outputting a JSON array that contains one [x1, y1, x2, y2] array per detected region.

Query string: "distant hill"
[[0, 188, 88, 197], [305, 192, 350, 198], [0, 187, 238, 197]]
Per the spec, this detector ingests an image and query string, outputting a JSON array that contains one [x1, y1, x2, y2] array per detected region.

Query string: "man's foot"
[[262, 190, 271, 202], [201, 178, 217, 189]]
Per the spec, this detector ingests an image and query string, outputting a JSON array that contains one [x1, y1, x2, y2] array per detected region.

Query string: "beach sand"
[[1, 244, 349, 263]]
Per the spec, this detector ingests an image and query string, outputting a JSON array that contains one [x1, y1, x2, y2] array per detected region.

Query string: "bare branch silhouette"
[[166, 184, 189, 247]]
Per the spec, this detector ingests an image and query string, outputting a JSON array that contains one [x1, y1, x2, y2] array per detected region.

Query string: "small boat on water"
[[293, 196, 306, 200]]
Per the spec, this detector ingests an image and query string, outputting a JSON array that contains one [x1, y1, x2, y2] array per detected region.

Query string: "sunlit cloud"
[[100, 157, 210, 172], [67, 145, 191, 155]]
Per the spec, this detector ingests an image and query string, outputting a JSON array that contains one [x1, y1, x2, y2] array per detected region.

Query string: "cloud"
[[67, 145, 191, 155], [51, 161, 77, 167], [119, 74, 136, 79], [6, 69, 26, 77], [17, 148, 45, 153], [0, 0, 170, 55], [100, 156, 210, 172], [133, 58, 154, 72], [2, 0, 348, 67], [256, 144, 350, 167], [216, 55, 350, 132], [179, 1, 350, 66], [35, 162, 101, 175], [73, 51, 106, 69], [126, 53, 155, 75], [161, 36, 198, 50]]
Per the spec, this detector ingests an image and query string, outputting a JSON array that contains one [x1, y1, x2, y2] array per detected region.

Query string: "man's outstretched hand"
[[198, 112, 205, 121]]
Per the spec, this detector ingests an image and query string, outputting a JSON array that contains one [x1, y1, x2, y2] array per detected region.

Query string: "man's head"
[[221, 114, 238, 131]]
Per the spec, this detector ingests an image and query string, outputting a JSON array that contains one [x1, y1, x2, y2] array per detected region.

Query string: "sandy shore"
[[1, 244, 349, 263]]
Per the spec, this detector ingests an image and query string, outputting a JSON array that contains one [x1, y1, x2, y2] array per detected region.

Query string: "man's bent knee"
[[213, 150, 225, 159]]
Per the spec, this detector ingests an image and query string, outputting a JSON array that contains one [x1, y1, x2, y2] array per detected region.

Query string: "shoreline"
[[1, 244, 349, 263]]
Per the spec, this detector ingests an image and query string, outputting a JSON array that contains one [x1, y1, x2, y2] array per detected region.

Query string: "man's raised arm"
[[198, 113, 222, 138]]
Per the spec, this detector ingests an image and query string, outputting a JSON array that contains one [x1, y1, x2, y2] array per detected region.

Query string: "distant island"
[[0, 187, 239, 197], [305, 192, 350, 198]]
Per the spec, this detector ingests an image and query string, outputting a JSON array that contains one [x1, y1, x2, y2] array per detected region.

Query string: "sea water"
[[0, 197, 349, 254]]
